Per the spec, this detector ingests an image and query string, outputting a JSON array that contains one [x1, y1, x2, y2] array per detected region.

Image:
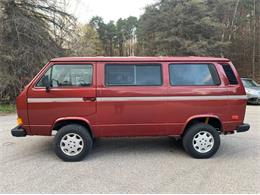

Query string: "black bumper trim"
[[236, 123, 250, 133], [11, 126, 27, 137]]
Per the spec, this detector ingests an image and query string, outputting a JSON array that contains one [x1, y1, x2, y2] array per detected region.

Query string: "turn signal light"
[[17, 117, 23, 125]]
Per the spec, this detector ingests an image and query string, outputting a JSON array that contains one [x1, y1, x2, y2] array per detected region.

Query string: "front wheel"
[[54, 124, 93, 161], [182, 123, 220, 158]]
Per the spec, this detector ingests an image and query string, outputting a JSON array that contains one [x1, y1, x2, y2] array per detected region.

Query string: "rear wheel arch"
[[52, 118, 94, 138], [182, 115, 223, 137]]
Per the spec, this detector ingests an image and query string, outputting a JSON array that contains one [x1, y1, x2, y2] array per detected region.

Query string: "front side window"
[[169, 64, 220, 86], [36, 64, 92, 87], [105, 64, 162, 86], [36, 68, 51, 87]]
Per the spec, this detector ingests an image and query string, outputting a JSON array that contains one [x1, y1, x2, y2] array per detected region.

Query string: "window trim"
[[104, 63, 163, 87], [221, 64, 239, 85], [34, 64, 94, 88], [168, 63, 221, 86]]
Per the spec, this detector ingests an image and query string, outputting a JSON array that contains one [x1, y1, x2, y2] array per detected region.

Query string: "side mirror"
[[42, 75, 51, 92]]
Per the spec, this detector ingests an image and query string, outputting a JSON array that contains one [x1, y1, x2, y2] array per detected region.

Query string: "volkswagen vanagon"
[[11, 57, 250, 161]]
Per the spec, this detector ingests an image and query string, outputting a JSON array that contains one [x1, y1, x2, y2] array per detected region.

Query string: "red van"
[[11, 57, 250, 161]]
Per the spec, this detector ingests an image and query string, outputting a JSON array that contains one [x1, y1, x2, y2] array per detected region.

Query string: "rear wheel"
[[183, 123, 220, 158], [54, 124, 93, 161]]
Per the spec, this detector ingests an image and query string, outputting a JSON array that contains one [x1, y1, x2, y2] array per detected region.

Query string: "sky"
[[67, 0, 156, 23]]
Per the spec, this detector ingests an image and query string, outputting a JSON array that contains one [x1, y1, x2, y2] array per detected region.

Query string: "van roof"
[[51, 56, 230, 62]]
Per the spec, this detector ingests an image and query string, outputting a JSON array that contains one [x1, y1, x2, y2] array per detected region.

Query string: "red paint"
[[15, 57, 247, 137]]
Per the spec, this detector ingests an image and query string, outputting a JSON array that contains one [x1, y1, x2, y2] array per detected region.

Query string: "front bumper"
[[247, 93, 260, 104], [248, 97, 260, 104], [236, 123, 250, 133], [11, 126, 27, 137]]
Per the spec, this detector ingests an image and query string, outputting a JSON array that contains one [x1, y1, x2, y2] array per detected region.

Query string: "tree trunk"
[[252, 0, 256, 80]]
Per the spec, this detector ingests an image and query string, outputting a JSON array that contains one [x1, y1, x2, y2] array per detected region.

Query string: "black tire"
[[54, 124, 93, 162], [182, 123, 220, 159]]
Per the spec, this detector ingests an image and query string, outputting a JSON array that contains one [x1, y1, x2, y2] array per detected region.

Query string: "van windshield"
[[242, 79, 259, 87]]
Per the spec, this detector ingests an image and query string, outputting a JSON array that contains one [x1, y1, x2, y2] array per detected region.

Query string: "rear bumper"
[[11, 126, 27, 137], [236, 123, 250, 133]]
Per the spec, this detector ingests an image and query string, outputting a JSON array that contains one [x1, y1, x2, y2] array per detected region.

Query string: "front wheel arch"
[[52, 118, 94, 138], [54, 124, 93, 161]]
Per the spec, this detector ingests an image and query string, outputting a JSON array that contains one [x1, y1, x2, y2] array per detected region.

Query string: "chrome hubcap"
[[192, 131, 214, 153], [60, 133, 84, 156]]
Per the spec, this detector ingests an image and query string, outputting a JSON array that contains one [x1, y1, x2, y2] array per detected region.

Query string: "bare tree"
[[0, 0, 75, 102]]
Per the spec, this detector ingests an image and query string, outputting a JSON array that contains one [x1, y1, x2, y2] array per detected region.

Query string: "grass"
[[0, 104, 16, 114]]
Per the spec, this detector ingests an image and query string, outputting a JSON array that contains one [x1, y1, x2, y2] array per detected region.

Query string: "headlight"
[[246, 89, 253, 93], [246, 89, 258, 96]]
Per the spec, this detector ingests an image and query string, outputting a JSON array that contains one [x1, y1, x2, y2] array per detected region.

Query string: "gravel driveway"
[[0, 106, 260, 193]]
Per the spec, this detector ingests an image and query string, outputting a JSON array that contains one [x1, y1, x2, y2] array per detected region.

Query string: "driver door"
[[27, 62, 97, 135]]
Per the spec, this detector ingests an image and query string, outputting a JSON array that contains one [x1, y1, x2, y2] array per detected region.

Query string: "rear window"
[[105, 64, 162, 86], [169, 64, 220, 86], [222, 64, 238, 85]]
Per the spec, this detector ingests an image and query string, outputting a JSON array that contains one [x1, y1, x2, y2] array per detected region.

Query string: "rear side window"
[[222, 64, 238, 85], [169, 64, 220, 86], [105, 64, 162, 86], [36, 64, 93, 87]]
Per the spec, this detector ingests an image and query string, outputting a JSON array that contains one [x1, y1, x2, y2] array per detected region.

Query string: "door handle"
[[83, 97, 96, 102]]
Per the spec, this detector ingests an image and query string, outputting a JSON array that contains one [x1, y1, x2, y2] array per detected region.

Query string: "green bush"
[[0, 104, 16, 114]]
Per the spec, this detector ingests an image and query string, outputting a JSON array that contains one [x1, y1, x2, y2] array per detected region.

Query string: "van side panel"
[[95, 62, 170, 137], [224, 62, 247, 130], [166, 62, 247, 135]]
